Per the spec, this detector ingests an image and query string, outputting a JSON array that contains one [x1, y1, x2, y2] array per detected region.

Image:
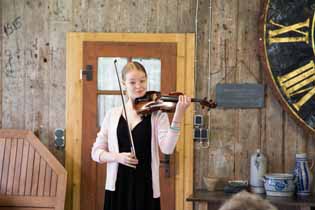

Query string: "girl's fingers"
[[186, 96, 191, 103], [123, 155, 138, 165], [178, 95, 182, 103], [118, 153, 138, 166], [124, 157, 138, 168], [128, 157, 138, 164], [178, 95, 191, 108], [125, 163, 137, 168]]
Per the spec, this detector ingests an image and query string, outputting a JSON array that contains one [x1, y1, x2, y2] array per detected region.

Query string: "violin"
[[134, 91, 216, 116]]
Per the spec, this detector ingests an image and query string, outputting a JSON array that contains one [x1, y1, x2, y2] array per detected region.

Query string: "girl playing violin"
[[91, 61, 191, 210]]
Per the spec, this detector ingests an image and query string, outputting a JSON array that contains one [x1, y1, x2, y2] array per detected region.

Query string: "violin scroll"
[[198, 97, 217, 110]]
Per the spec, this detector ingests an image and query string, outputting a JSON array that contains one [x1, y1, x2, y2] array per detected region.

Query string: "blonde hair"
[[121, 61, 147, 81], [219, 191, 278, 210]]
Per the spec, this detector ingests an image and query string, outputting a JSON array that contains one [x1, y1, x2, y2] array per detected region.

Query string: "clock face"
[[261, 0, 315, 134]]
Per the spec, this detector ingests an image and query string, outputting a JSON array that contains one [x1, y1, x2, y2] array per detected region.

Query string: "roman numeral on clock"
[[277, 60, 315, 111], [268, 18, 310, 44]]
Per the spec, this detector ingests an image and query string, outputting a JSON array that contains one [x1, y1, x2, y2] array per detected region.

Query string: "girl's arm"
[[91, 110, 138, 167], [91, 110, 112, 163], [157, 95, 191, 154]]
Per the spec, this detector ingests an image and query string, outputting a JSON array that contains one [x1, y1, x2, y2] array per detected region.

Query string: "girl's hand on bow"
[[116, 152, 138, 168]]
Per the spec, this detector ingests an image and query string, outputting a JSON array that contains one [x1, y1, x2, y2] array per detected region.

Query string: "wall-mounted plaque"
[[216, 84, 264, 108]]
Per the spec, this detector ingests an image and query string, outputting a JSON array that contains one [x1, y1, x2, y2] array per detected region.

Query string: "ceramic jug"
[[293, 153, 314, 196], [250, 149, 267, 193]]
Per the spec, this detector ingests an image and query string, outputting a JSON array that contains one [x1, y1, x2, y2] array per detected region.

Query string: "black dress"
[[104, 115, 161, 210]]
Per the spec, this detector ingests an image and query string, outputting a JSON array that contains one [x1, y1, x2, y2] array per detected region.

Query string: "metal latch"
[[81, 64, 93, 81]]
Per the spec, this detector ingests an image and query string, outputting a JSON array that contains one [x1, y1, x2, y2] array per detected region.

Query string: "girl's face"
[[123, 69, 147, 100]]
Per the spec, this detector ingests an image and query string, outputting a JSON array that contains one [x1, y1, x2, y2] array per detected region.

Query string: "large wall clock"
[[260, 0, 315, 134]]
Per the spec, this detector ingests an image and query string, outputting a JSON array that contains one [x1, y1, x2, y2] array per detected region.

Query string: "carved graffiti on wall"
[[4, 41, 64, 78], [3, 16, 22, 38]]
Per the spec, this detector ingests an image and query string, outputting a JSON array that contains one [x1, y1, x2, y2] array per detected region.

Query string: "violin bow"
[[113, 60, 137, 162]]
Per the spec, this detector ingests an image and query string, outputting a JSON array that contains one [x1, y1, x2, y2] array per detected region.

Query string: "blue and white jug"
[[293, 153, 314, 196]]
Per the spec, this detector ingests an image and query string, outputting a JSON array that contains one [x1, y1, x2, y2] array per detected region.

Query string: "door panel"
[[81, 42, 177, 210]]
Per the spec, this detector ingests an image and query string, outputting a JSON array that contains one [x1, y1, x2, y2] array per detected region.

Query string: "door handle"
[[160, 154, 171, 177]]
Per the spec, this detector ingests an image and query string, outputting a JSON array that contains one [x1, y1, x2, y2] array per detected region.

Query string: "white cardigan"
[[91, 107, 180, 198]]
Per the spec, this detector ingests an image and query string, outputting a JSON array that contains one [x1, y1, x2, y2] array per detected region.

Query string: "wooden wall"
[[194, 0, 314, 188], [1, 0, 314, 209], [194, 5, 315, 209], [1, 0, 68, 163]]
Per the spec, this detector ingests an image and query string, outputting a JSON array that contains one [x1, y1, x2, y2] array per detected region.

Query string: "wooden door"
[[81, 42, 177, 210]]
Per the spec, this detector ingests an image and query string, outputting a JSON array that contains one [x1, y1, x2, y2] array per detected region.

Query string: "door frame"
[[65, 33, 195, 210]]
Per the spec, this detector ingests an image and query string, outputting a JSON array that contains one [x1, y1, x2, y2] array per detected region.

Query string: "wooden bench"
[[0, 129, 67, 210]]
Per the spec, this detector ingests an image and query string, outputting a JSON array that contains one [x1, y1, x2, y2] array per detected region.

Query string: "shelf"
[[187, 190, 315, 208]]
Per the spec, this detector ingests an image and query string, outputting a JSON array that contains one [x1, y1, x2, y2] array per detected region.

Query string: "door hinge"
[[80, 64, 93, 81], [160, 154, 171, 177]]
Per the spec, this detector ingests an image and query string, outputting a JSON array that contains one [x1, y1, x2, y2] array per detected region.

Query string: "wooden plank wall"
[[1, 0, 66, 163], [194, 0, 315, 201], [0, 0, 2, 128], [1, 0, 314, 209]]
